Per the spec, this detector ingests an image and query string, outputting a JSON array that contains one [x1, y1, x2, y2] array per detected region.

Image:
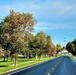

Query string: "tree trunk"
[[38, 56, 41, 60], [35, 53, 38, 59], [3, 57, 6, 62], [13, 57, 17, 66], [6, 56, 8, 62], [27, 55, 29, 60], [27, 52, 30, 60], [11, 57, 13, 61]]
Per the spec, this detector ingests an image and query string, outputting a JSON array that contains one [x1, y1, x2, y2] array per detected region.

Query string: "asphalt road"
[[4, 56, 76, 75]]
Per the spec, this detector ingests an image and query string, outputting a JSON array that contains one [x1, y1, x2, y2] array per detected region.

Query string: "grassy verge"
[[0, 56, 55, 74], [67, 53, 75, 59]]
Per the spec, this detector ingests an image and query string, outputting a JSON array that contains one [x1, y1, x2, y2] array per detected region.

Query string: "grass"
[[0, 56, 55, 74], [68, 53, 76, 59], [57, 53, 76, 60]]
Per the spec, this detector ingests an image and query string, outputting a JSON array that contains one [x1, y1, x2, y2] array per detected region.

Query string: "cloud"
[[0, 0, 76, 16], [0, 0, 76, 29], [34, 21, 76, 31]]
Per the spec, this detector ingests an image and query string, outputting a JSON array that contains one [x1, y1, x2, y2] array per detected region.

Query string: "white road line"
[[47, 58, 63, 75]]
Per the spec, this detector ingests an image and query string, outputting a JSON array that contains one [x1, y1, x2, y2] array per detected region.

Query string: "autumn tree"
[[46, 35, 56, 57], [0, 45, 4, 57], [3, 10, 36, 35], [30, 31, 46, 59], [36, 31, 46, 59], [0, 10, 36, 66]]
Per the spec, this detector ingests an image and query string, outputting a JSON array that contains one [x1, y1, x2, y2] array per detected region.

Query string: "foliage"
[[0, 10, 57, 66], [66, 38, 76, 56], [0, 45, 4, 57], [56, 44, 62, 53], [35, 31, 46, 58], [0, 10, 36, 66], [46, 35, 56, 56], [3, 10, 37, 35]]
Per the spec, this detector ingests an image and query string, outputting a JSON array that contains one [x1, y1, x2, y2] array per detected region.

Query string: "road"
[[4, 56, 76, 75]]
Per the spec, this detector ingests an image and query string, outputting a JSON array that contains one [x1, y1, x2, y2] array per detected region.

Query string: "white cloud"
[[34, 21, 76, 31], [0, 0, 76, 29], [1, 0, 76, 16]]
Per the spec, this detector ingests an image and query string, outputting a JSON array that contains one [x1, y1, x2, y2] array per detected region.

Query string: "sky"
[[0, 0, 76, 46]]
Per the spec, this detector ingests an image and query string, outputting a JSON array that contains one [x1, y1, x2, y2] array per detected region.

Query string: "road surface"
[[4, 56, 76, 75]]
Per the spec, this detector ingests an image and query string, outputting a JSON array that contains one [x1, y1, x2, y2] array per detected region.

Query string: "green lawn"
[[0, 56, 54, 74]]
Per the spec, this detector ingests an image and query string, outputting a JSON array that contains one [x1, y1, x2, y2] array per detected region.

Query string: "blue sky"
[[0, 0, 76, 46]]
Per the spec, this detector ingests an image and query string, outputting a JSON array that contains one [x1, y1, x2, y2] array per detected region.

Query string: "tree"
[[46, 35, 56, 57], [24, 33, 35, 59], [0, 10, 36, 66], [36, 31, 46, 39], [35, 31, 46, 59], [0, 23, 10, 61], [3, 10, 36, 35], [66, 41, 76, 56], [46, 36, 52, 57], [30, 31, 46, 59], [51, 46, 57, 56], [0, 45, 4, 57], [56, 44, 62, 53], [8, 34, 25, 66]]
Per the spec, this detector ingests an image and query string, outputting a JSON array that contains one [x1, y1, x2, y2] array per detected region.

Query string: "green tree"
[[66, 41, 76, 55], [24, 33, 35, 59], [0, 23, 10, 61], [56, 44, 62, 53], [36, 31, 46, 39], [35, 31, 46, 59]]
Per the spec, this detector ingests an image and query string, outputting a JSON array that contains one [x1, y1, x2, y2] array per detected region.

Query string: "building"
[[61, 49, 69, 55]]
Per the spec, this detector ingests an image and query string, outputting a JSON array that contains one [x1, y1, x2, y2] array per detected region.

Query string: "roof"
[[61, 49, 68, 53]]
